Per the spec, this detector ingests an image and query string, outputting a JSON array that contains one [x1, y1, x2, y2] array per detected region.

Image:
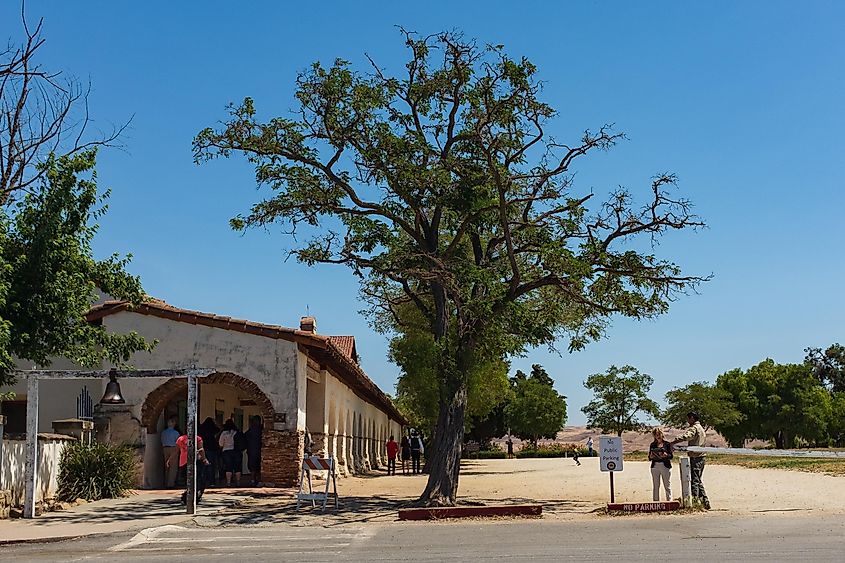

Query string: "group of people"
[[160, 414, 264, 504], [648, 411, 710, 509], [385, 430, 425, 475]]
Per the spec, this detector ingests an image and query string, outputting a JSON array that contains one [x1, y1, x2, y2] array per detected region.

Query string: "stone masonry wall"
[[0, 490, 10, 519], [261, 429, 304, 487]]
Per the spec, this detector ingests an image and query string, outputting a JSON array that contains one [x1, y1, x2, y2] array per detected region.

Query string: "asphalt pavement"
[[2, 512, 843, 562]]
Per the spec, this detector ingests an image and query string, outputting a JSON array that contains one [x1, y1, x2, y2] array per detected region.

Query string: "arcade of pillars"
[[310, 408, 397, 476]]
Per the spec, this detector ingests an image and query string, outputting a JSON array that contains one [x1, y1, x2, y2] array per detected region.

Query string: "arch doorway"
[[140, 372, 276, 489]]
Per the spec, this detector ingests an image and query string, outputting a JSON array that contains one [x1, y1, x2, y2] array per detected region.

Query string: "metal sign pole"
[[186, 373, 198, 515], [609, 471, 615, 504]]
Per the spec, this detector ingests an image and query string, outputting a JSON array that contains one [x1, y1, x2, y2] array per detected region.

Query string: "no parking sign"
[[599, 436, 623, 503], [600, 436, 623, 472]]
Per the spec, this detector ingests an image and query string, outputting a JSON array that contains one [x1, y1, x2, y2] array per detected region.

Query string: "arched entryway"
[[140, 372, 276, 489]]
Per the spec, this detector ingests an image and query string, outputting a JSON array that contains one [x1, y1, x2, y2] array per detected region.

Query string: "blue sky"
[[4, 2, 843, 424]]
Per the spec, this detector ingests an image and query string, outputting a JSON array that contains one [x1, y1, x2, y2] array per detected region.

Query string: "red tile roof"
[[86, 299, 405, 423], [328, 336, 357, 363]]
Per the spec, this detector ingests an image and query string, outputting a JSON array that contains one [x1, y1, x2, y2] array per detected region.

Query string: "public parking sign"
[[600, 436, 623, 472]]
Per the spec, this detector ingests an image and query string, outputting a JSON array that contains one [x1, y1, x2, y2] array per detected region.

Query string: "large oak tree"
[[194, 31, 707, 505]]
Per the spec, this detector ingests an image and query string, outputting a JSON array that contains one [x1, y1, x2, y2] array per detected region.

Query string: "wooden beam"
[[14, 368, 214, 380], [17, 367, 213, 519], [186, 373, 198, 515]]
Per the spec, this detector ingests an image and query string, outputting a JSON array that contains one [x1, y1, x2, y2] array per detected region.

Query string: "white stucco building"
[[1, 299, 406, 487]]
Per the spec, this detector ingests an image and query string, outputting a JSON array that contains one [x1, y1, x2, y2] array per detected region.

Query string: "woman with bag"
[[648, 427, 673, 501]]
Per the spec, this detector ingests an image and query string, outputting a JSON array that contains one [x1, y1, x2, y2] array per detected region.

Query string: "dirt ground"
[[343, 458, 845, 517], [204, 457, 845, 527]]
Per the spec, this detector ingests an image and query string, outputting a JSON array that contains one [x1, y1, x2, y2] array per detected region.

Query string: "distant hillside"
[[492, 426, 764, 451]]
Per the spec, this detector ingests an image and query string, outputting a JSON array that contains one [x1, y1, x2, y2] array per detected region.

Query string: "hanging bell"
[[100, 368, 126, 404]]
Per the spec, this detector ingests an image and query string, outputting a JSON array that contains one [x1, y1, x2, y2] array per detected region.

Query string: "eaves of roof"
[[86, 300, 406, 424]]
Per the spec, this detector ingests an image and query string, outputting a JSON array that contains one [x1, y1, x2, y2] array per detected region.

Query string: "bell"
[[100, 369, 126, 404]]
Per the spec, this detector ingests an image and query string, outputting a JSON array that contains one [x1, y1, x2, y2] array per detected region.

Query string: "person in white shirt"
[[218, 419, 242, 486], [161, 417, 180, 488]]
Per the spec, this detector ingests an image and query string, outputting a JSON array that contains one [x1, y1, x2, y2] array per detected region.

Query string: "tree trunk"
[[418, 383, 467, 506]]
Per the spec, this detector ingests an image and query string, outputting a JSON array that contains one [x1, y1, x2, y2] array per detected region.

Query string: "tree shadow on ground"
[[195, 494, 410, 527], [27, 494, 239, 526], [195, 492, 599, 528]]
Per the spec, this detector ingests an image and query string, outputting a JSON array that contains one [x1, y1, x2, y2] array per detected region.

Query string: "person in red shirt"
[[176, 433, 209, 504], [385, 435, 400, 476]]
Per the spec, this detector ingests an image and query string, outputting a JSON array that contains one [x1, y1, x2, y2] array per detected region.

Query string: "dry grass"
[[625, 451, 845, 476]]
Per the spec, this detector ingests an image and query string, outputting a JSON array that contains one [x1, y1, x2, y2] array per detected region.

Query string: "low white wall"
[[1, 435, 72, 505]]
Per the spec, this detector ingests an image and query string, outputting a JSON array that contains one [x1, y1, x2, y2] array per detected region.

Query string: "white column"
[[679, 457, 692, 507], [23, 376, 39, 518]]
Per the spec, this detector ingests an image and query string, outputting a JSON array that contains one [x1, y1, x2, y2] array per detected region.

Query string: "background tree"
[[389, 303, 510, 441], [805, 343, 845, 393], [195, 31, 707, 505], [0, 10, 150, 387], [716, 359, 832, 448], [505, 365, 567, 447], [661, 381, 743, 430], [1, 10, 126, 205], [582, 365, 660, 436]]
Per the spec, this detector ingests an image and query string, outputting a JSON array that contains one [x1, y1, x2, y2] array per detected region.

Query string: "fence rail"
[[683, 446, 845, 459]]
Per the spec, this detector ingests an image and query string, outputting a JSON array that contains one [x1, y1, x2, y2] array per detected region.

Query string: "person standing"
[[586, 436, 594, 457], [161, 417, 180, 488], [506, 438, 514, 459], [400, 435, 411, 475], [672, 412, 710, 509], [409, 430, 424, 474], [219, 419, 242, 487], [244, 416, 263, 486], [176, 433, 209, 505], [198, 418, 220, 487], [649, 427, 673, 501], [385, 435, 399, 475]]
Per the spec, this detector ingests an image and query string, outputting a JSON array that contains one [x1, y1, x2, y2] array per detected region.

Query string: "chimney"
[[300, 316, 316, 333]]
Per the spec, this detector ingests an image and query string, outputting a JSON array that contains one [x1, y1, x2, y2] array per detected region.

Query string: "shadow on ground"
[[194, 490, 598, 528], [24, 491, 255, 527]]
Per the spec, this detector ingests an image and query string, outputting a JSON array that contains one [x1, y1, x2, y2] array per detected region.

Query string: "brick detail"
[[311, 432, 327, 457], [140, 372, 275, 433], [261, 429, 304, 486]]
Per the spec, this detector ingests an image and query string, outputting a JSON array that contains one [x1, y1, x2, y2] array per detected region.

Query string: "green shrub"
[[516, 444, 589, 458], [474, 450, 507, 459], [57, 442, 138, 501]]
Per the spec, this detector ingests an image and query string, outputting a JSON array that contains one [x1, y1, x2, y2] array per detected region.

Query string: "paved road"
[[3, 513, 843, 562]]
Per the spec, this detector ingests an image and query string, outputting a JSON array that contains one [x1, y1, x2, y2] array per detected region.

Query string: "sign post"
[[599, 436, 623, 504]]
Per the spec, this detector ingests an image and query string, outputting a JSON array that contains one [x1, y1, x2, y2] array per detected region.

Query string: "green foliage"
[[57, 441, 138, 501], [0, 150, 154, 386], [390, 304, 511, 439], [582, 365, 660, 436], [661, 381, 743, 430], [715, 360, 832, 448], [805, 343, 845, 393], [515, 444, 587, 458], [505, 367, 567, 447], [473, 450, 507, 459], [195, 29, 707, 502]]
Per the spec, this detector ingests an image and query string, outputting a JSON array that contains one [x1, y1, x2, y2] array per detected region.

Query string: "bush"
[[516, 443, 588, 458], [474, 450, 507, 459], [57, 442, 138, 501]]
